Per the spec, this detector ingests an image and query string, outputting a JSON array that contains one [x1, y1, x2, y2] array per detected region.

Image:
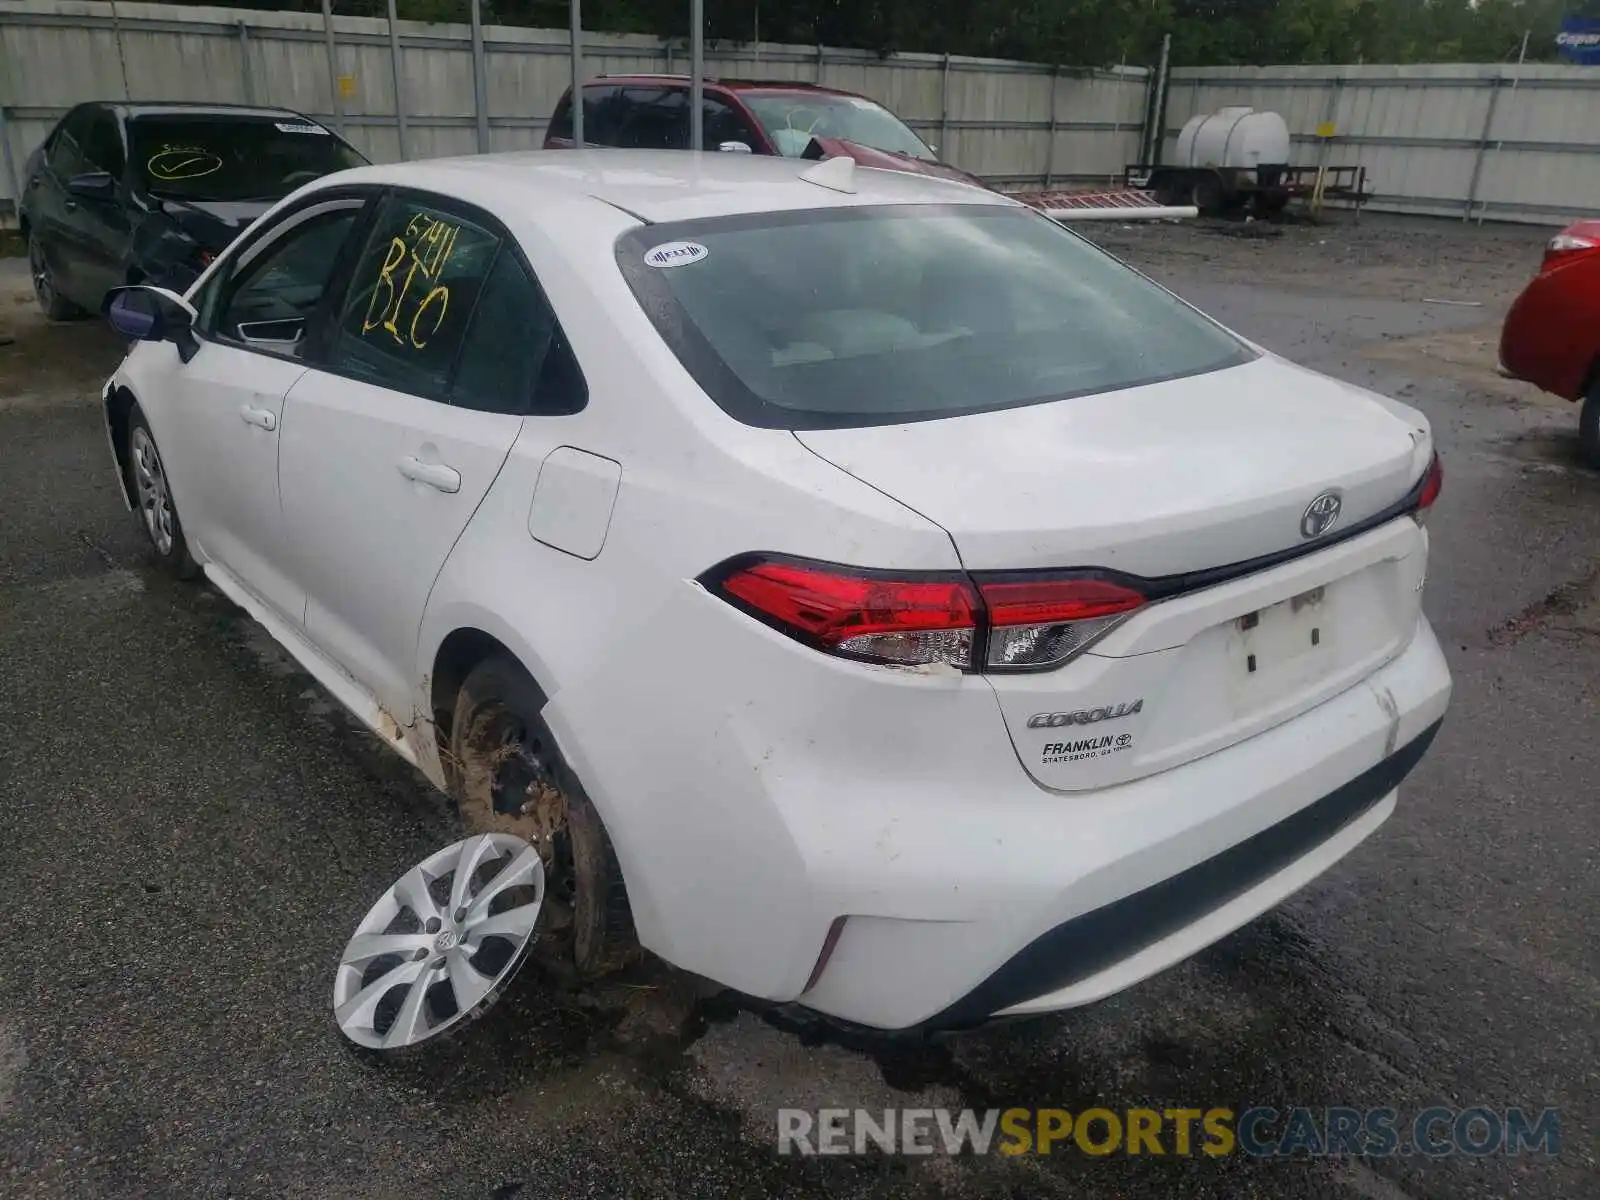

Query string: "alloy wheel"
[[333, 834, 544, 1050], [129, 427, 175, 556], [29, 239, 53, 311]]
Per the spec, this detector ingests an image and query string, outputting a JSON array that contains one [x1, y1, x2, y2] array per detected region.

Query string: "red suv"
[[544, 75, 985, 189]]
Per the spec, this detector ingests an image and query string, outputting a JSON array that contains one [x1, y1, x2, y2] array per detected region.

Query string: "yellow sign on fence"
[[337, 74, 357, 98], [1315, 121, 1337, 138]]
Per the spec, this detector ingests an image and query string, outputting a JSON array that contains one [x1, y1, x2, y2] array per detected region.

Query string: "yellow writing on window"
[[147, 145, 224, 182], [361, 212, 464, 350]]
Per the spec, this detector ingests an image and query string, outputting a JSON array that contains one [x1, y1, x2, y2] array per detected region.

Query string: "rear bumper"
[[794, 618, 1448, 1030], [926, 719, 1439, 1029], [551, 580, 1451, 1029]]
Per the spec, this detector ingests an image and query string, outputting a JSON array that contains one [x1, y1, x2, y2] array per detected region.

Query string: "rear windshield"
[[617, 205, 1254, 430], [742, 92, 934, 159], [129, 115, 367, 202]]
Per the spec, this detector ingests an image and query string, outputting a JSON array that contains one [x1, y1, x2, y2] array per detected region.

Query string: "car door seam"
[[274, 367, 314, 526], [407, 423, 525, 724]]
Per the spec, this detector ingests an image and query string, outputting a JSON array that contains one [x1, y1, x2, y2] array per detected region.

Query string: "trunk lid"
[[794, 356, 1427, 577], [796, 356, 1434, 791]]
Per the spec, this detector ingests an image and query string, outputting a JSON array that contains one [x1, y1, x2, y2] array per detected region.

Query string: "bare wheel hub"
[[456, 704, 586, 960]]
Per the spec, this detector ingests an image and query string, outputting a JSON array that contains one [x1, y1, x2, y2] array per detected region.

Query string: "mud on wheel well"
[[106, 386, 137, 505], [429, 628, 548, 748]]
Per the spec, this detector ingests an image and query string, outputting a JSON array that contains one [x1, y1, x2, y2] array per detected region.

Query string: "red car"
[[544, 75, 987, 189], [1500, 218, 1600, 467]]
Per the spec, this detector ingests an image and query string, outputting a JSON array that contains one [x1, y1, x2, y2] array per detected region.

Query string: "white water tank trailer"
[[1136, 107, 1297, 216], [1175, 107, 1291, 171]]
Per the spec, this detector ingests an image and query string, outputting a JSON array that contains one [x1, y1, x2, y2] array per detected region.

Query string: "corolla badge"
[[1026, 699, 1143, 729], [1300, 490, 1344, 539]]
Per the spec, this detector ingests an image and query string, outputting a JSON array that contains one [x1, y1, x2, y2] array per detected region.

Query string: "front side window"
[[327, 195, 501, 397], [617, 205, 1254, 430], [208, 204, 366, 354], [702, 95, 760, 150], [81, 113, 125, 177], [128, 115, 367, 203], [742, 92, 935, 160]]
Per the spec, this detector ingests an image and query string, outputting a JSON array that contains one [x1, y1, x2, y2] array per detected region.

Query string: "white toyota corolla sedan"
[[100, 150, 1450, 1043]]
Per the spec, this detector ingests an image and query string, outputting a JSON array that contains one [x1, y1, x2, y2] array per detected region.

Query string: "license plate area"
[[1238, 586, 1329, 675], [1226, 583, 1342, 711]]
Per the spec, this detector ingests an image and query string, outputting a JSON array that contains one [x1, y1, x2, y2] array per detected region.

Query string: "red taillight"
[[706, 556, 1143, 672], [979, 576, 1145, 670], [1414, 453, 1442, 523], [714, 558, 978, 668]]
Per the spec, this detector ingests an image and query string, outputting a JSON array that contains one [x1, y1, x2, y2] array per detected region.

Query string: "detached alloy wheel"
[[28, 233, 85, 321], [125, 406, 199, 579], [334, 834, 544, 1051]]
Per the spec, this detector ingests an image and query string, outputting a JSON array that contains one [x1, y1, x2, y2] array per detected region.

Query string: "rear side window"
[[611, 87, 689, 150], [617, 205, 1254, 430], [328, 195, 501, 398], [548, 84, 625, 144], [46, 107, 92, 178], [451, 252, 587, 416]]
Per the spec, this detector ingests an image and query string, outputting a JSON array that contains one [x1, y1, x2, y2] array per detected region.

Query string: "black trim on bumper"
[[921, 719, 1444, 1031]]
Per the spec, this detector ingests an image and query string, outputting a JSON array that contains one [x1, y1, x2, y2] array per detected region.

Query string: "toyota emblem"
[[1300, 491, 1343, 539]]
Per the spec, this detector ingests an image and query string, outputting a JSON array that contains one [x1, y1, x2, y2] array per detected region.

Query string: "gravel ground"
[[0, 212, 1595, 1200]]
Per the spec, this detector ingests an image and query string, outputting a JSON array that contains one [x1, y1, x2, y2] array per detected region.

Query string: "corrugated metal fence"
[[5, 3, 1595, 226], [1163, 64, 1600, 225], [0, 0, 1153, 215]]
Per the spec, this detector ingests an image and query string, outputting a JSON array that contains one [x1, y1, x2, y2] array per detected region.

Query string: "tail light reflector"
[[1541, 232, 1600, 271], [713, 558, 978, 668], [978, 577, 1146, 670], [1413, 453, 1442, 525]]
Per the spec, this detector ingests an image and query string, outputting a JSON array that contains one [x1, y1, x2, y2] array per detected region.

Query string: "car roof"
[[583, 75, 871, 101], [100, 101, 321, 122], [338, 149, 1012, 225]]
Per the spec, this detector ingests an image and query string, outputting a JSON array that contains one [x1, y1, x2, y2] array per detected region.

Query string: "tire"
[[1581, 386, 1600, 471], [450, 655, 638, 983], [28, 232, 87, 321], [1190, 173, 1225, 216], [125, 404, 200, 579]]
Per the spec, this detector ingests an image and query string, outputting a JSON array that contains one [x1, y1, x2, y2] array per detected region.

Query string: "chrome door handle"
[[239, 405, 277, 431], [398, 455, 461, 493]]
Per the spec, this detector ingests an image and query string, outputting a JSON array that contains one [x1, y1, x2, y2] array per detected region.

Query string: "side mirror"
[[67, 171, 116, 202], [104, 285, 200, 363], [717, 140, 753, 154]]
